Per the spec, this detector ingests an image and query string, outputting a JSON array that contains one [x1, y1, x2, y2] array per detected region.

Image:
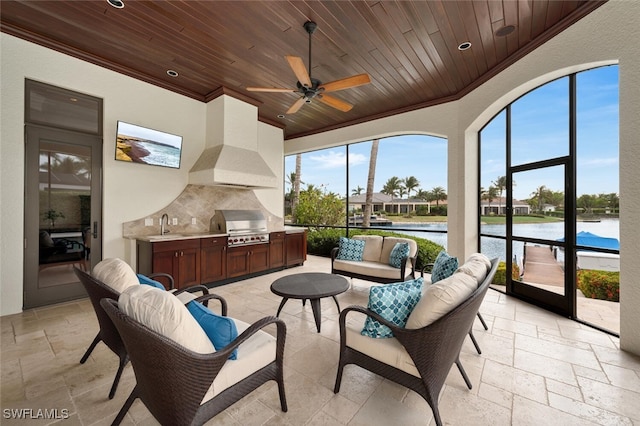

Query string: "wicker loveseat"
[[331, 235, 418, 284]]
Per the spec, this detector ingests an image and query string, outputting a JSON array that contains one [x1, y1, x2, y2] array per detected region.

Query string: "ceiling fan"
[[247, 21, 371, 114]]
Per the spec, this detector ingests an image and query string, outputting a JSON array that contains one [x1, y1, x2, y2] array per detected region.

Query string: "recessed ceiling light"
[[458, 41, 472, 51], [107, 0, 124, 9], [69, 97, 78, 102], [277, 114, 285, 119], [495, 25, 516, 37], [167, 70, 179, 77]]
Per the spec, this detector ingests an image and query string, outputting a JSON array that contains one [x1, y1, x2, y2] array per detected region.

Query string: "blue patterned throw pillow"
[[431, 250, 458, 283], [361, 278, 424, 338], [388, 242, 410, 268], [336, 237, 365, 261]]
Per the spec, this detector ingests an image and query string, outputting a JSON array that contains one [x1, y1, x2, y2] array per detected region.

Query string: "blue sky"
[[286, 65, 619, 201]]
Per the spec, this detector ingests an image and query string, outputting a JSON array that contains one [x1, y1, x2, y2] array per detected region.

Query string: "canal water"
[[386, 218, 620, 262]]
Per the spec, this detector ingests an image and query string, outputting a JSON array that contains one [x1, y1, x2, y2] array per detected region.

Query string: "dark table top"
[[270, 272, 349, 299]]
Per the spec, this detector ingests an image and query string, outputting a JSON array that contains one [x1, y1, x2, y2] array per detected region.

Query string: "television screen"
[[115, 121, 182, 169]]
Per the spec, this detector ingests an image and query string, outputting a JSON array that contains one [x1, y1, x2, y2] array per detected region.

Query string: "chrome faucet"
[[160, 213, 169, 235]]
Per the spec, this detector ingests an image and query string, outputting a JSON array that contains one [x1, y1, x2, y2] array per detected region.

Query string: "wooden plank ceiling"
[[0, 0, 604, 139]]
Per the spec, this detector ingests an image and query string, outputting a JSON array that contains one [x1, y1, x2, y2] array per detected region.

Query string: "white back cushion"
[[457, 257, 490, 284], [93, 258, 140, 293], [405, 272, 477, 329], [119, 285, 215, 354], [353, 235, 384, 262]]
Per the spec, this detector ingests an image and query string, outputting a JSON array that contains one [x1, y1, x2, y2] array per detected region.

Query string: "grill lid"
[[209, 209, 267, 235]]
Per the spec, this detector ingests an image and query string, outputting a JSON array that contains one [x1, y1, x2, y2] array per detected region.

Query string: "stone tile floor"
[[1, 255, 639, 425]]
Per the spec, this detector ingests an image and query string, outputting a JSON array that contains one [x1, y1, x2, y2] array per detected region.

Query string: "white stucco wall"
[[0, 33, 284, 316], [285, 1, 640, 354]]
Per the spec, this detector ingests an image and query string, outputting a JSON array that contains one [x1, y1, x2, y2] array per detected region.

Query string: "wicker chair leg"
[[108, 356, 129, 400], [432, 405, 443, 426], [277, 377, 288, 412], [477, 312, 489, 330], [333, 361, 345, 393], [80, 334, 101, 364], [455, 360, 472, 390], [111, 388, 137, 426], [468, 330, 482, 355]]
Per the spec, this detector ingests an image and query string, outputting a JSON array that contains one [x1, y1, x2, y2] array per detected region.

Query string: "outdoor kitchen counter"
[[284, 226, 307, 234]]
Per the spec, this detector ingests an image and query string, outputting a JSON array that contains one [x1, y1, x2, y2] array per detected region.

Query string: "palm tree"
[[481, 186, 498, 215], [363, 139, 379, 227], [352, 185, 364, 196], [403, 176, 420, 199], [531, 185, 547, 213], [293, 153, 302, 222], [430, 186, 447, 207], [415, 189, 430, 200], [382, 176, 403, 214], [492, 176, 506, 215]]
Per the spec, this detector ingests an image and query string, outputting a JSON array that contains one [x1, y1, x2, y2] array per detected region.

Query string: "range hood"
[[189, 94, 277, 189]]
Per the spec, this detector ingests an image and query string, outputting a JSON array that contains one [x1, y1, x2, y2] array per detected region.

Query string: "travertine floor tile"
[[1, 255, 638, 425]]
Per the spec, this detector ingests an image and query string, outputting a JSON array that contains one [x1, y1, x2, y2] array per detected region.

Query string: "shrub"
[[305, 228, 444, 271], [577, 269, 620, 302], [491, 261, 520, 285]]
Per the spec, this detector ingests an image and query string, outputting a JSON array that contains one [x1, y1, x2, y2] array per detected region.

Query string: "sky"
[[117, 121, 183, 149], [285, 65, 619, 201]]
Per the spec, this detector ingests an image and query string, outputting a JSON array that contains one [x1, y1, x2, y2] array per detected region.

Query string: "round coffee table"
[[270, 272, 350, 333]]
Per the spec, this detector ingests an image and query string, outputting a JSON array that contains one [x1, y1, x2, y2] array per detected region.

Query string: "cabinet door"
[[227, 246, 250, 278], [286, 232, 307, 266], [269, 232, 285, 268], [250, 244, 270, 273], [177, 247, 200, 289], [152, 250, 177, 285], [201, 239, 227, 284]]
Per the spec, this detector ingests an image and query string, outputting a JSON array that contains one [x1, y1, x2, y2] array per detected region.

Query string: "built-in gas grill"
[[210, 209, 269, 247]]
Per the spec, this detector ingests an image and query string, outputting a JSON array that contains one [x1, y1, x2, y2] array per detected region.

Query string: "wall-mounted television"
[[115, 121, 182, 169]]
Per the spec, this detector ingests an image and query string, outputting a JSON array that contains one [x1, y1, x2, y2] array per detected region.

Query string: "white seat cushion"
[[201, 318, 276, 404], [353, 235, 384, 262], [119, 284, 215, 354], [333, 259, 412, 279], [405, 272, 477, 329], [93, 258, 140, 293], [345, 323, 419, 377]]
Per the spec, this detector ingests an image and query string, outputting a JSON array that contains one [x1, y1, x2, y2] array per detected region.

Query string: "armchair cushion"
[[187, 301, 238, 360], [202, 318, 277, 403], [361, 278, 423, 338], [405, 272, 477, 329], [336, 237, 365, 261], [119, 285, 215, 354], [388, 242, 410, 268], [380, 237, 418, 265], [431, 250, 459, 283], [137, 274, 165, 290], [456, 253, 492, 283], [93, 258, 140, 293]]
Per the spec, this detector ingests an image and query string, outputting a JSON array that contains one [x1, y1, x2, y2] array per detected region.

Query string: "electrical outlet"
[[172, 218, 178, 225], [145, 218, 153, 226], [191, 217, 197, 225]]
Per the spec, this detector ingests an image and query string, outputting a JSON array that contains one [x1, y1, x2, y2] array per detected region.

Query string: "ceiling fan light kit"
[[247, 21, 371, 114]]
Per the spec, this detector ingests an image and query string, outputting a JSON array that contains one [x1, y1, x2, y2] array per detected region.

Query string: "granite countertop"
[[284, 226, 306, 234], [133, 232, 228, 242]]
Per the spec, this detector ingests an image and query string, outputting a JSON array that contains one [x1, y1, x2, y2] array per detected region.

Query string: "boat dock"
[[522, 245, 564, 287]]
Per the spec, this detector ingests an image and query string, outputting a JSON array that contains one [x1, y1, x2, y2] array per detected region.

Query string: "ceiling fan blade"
[[285, 55, 312, 88], [246, 87, 296, 92], [320, 74, 371, 92], [286, 97, 307, 114], [318, 94, 353, 112]]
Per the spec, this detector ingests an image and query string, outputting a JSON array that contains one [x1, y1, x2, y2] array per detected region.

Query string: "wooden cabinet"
[[227, 244, 270, 278], [269, 232, 286, 269], [200, 236, 227, 284], [137, 239, 200, 290], [285, 230, 307, 267]]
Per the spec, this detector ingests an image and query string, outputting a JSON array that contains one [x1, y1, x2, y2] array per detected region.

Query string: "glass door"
[[507, 162, 574, 316], [24, 125, 102, 309]]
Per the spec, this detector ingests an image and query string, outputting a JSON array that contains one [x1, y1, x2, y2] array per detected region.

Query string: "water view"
[[385, 218, 620, 262]]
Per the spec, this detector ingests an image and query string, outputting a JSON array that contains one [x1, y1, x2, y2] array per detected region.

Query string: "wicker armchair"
[[74, 267, 217, 399], [334, 258, 499, 426], [101, 298, 288, 425]]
